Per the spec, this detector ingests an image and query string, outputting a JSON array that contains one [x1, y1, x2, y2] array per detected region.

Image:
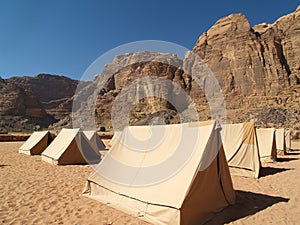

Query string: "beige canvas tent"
[[19, 131, 50, 155], [109, 130, 122, 148], [221, 121, 261, 178], [83, 131, 107, 158], [83, 131, 106, 150], [275, 128, 286, 154], [83, 121, 235, 225], [256, 128, 277, 161], [285, 130, 291, 150], [41, 128, 100, 165]]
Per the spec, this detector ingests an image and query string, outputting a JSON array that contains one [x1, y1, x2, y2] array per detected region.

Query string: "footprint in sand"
[[74, 207, 85, 219]]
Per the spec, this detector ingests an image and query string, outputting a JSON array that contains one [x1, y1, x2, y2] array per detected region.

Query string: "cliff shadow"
[[205, 190, 289, 225]]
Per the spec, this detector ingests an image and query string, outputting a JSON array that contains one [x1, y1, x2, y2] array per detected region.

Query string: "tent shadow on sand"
[[285, 151, 300, 156], [0, 164, 10, 168], [276, 157, 299, 162], [259, 166, 292, 177], [204, 190, 289, 225]]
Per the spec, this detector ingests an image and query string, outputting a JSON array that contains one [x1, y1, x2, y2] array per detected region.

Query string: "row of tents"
[[19, 129, 106, 165], [18, 121, 291, 225], [19, 121, 290, 173]]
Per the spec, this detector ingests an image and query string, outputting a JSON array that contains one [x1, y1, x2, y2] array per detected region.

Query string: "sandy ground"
[[0, 142, 299, 225]]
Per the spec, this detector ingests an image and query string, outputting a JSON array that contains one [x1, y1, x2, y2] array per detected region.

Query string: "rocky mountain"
[[192, 6, 300, 130], [71, 52, 193, 131], [0, 77, 51, 132], [70, 6, 300, 135], [8, 74, 79, 120], [0, 74, 80, 132], [1, 6, 299, 135]]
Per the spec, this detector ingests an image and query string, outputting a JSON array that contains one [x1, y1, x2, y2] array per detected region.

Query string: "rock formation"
[[192, 6, 300, 130], [80, 6, 299, 132], [0, 74, 80, 132], [71, 52, 195, 131], [8, 74, 79, 120], [1, 6, 299, 134], [0, 76, 54, 132]]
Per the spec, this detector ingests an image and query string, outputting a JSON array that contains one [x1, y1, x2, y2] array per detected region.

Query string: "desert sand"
[[0, 141, 299, 225]]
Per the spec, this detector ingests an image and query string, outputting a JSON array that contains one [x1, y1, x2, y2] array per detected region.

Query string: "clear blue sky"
[[0, 0, 299, 80]]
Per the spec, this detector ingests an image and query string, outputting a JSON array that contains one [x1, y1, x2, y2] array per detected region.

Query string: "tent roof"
[[42, 128, 79, 160], [109, 130, 122, 147], [221, 121, 260, 178], [19, 131, 49, 151], [83, 130, 96, 140], [83, 130, 106, 150], [275, 128, 285, 151], [88, 121, 221, 209], [256, 128, 276, 158]]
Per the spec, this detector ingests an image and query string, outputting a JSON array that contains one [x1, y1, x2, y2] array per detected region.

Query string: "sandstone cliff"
[[8, 74, 79, 120], [192, 6, 300, 130], [0, 76, 55, 132], [71, 52, 193, 130], [1, 6, 299, 134], [77, 6, 300, 133], [0, 74, 80, 132]]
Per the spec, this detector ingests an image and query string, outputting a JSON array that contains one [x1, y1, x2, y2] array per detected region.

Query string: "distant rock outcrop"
[[8, 74, 79, 120], [0, 74, 80, 132], [0, 76, 55, 132]]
